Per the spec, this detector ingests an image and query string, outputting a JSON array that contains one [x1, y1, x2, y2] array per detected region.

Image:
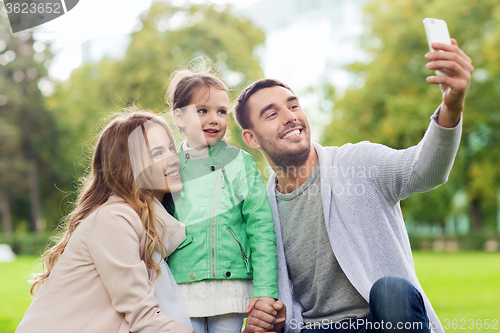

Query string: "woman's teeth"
[[166, 171, 179, 177]]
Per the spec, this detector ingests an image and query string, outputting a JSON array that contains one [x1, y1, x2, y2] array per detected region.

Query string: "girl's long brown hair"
[[30, 110, 173, 296]]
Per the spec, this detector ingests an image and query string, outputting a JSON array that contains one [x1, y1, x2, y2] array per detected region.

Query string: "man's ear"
[[242, 129, 261, 149], [174, 109, 185, 129]]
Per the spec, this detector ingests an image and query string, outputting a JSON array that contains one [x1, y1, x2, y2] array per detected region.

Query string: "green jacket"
[[165, 141, 278, 298]]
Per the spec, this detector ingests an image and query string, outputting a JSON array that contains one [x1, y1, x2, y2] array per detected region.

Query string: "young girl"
[[16, 111, 193, 333], [162, 64, 278, 333]]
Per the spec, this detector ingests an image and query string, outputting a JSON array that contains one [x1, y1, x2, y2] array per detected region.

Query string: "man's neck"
[[272, 147, 318, 194]]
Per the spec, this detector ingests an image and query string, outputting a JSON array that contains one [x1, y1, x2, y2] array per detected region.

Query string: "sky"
[[31, 0, 152, 79], [30, 0, 261, 80]]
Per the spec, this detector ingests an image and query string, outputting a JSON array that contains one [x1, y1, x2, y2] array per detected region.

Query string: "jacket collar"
[[107, 195, 186, 257], [311, 142, 333, 236], [179, 140, 227, 161], [152, 197, 186, 256]]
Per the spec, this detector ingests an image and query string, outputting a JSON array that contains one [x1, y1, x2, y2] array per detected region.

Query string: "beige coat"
[[16, 195, 192, 333]]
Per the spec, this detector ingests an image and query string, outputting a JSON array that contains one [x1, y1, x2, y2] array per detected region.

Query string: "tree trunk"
[[470, 198, 482, 231], [0, 189, 13, 234], [28, 161, 41, 233]]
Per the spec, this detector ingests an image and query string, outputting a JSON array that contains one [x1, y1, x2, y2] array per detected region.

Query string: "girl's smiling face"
[[175, 86, 229, 149]]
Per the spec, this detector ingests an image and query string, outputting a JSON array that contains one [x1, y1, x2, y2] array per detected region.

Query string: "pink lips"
[[203, 128, 220, 136], [165, 169, 180, 178]]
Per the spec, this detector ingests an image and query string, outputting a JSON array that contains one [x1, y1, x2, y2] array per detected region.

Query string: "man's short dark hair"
[[234, 78, 294, 130]]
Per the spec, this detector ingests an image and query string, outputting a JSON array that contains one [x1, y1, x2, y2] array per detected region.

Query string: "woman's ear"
[[174, 109, 185, 130], [242, 129, 261, 149]]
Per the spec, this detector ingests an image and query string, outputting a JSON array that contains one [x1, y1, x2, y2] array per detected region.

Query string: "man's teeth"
[[166, 171, 179, 177], [282, 129, 300, 139]]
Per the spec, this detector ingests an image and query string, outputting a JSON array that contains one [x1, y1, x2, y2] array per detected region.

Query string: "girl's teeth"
[[283, 129, 300, 139], [166, 171, 179, 177]]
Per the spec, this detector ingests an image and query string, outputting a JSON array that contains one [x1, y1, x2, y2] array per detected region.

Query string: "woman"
[[16, 110, 194, 333]]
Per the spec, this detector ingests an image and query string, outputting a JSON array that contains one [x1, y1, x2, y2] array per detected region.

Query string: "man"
[[237, 39, 473, 333]]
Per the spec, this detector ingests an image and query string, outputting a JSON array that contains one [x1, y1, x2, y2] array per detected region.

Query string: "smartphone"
[[423, 18, 452, 76]]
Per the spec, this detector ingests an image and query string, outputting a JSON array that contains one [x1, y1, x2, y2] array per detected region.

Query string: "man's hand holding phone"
[[423, 18, 474, 128]]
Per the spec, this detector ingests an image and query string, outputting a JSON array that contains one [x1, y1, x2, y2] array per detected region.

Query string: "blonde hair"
[[30, 109, 174, 296]]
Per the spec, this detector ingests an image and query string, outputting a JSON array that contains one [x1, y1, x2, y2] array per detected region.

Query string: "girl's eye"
[[198, 109, 207, 114], [218, 110, 227, 115], [153, 151, 163, 158], [169, 144, 176, 153]]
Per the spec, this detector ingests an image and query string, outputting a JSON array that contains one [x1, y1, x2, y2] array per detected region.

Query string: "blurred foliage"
[[409, 232, 500, 251], [3, 0, 499, 235], [321, 0, 500, 230], [48, 1, 265, 150], [0, 10, 66, 234], [21, 1, 265, 229], [0, 232, 54, 255]]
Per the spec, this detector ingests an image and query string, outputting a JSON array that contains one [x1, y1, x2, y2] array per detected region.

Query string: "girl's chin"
[[205, 137, 222, 145]]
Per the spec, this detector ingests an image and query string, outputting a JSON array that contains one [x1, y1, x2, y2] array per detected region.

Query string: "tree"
[[117, 1, 267, 168], [321, 0, 500, 230], [0, 10, 62, 234], [47, 1, 267, 200]]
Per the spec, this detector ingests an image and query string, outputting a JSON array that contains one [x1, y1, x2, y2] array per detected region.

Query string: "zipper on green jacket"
[[228, 227, 251, 274], [221, 167, 236, 207], [211, 171, 223, 279]]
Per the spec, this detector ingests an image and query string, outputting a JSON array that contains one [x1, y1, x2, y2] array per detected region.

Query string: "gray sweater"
[[267, 109, 461, 333]]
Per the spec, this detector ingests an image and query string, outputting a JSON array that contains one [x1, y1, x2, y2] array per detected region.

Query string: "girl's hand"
[[246, 297, 275, 313], [243, 299, 286, 333]]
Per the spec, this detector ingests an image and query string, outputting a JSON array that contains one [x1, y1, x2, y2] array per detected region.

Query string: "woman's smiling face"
[[146, 123, 182, 196]]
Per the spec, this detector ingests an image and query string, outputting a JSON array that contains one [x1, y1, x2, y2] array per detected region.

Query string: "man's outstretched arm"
[[351, 37, 473, 204]]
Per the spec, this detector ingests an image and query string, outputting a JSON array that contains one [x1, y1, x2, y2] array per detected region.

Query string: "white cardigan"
[[267, 110, 462, 333]]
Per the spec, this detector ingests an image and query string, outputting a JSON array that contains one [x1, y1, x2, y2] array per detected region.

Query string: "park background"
[[0, 0, 499, 331]]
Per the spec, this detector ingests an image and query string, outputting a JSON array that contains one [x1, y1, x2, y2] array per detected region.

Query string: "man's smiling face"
[[243, 85, 312, 169]]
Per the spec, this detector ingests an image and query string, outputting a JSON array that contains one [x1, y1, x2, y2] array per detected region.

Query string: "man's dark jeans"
[[304, 276, 430, 333]]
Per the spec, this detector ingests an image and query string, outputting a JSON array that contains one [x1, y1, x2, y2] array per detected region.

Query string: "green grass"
[[414, 252, 500, 331], [0, 256, 38, 333], [1, 253, 499, 332]]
